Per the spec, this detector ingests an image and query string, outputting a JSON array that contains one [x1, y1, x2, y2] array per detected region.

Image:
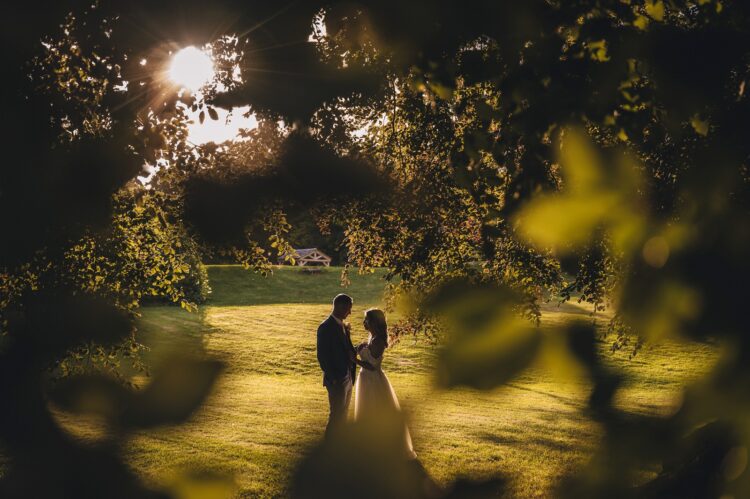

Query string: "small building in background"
[[279, 248, 332, 267]]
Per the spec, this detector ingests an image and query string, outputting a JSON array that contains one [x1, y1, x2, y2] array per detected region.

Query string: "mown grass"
[[76, 266, 718, 497]]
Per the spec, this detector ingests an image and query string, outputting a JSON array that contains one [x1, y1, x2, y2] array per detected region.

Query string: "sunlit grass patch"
[[116, 266, 720, 498]]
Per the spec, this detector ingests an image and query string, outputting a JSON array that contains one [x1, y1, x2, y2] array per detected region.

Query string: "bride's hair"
[[365, 308, 388, 348]]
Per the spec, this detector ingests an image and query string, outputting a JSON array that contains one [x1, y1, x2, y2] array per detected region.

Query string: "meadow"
[[109, 266, 717, 497]]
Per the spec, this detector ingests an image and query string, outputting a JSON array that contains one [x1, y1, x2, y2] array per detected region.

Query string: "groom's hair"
[[333, 294, 353, 307]]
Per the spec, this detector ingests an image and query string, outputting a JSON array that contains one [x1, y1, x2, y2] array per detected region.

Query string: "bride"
[[354, 308, 417, 460]]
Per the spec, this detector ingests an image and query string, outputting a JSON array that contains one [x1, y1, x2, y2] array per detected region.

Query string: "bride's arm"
[[355, 358, 376, 371], [369, 338, 386, 359]]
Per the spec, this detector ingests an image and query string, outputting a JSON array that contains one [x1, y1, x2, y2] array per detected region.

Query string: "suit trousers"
[[325, 376, 352, 438]]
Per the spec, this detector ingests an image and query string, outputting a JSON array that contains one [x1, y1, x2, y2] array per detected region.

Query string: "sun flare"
[[168, 46, 215, 91]]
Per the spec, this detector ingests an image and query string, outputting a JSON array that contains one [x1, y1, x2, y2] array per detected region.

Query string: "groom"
[[316, 293, 358, 437]]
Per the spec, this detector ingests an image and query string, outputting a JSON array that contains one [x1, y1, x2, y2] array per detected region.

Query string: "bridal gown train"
[[354, 343, 417, 459]]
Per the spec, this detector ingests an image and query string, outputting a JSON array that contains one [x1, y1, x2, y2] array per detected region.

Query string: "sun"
[[169, 46, 215, 92]]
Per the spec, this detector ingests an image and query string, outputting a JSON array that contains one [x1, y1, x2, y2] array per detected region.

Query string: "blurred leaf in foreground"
[[515, 127, 645, 254], [427, 281, 541, 390], [167, 469, 236, 499], [51, 356, 224, 430]]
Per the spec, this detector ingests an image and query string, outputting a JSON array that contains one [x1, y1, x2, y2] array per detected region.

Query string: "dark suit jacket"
[[316, 315, 356, 387]]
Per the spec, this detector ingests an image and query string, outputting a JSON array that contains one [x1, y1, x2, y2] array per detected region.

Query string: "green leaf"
[[122, 357, 223, 429], [49, 374, 132, 420], [634, 14, 650, 30], [515, 127, 644, 254], [438, 317, 541, 390], [587, 40, 611, 62], [168, 470, 237, 499], [691, 114, 709, 136], [645, 0, 665, 21], [430, 283, 541, 389], [516, 193, 618, 249]]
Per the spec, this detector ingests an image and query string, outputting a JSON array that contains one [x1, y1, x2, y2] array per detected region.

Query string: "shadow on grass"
[[205, 265, 391, 307], [505, 383, 586, 411], [479, 432, 579, 453]]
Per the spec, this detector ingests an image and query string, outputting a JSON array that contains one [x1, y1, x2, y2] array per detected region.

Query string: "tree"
[[2, 1, 750, 497]]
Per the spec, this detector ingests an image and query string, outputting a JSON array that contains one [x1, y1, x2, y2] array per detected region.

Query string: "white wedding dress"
[[354, 342, 417, 459]]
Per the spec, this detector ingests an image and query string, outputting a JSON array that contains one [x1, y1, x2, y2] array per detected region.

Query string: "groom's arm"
[[316, 325, 333, 373], [317, 324, 344, 381]]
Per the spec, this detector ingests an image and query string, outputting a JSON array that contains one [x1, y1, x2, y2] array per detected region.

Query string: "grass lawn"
[[73, 266, 718, 497]]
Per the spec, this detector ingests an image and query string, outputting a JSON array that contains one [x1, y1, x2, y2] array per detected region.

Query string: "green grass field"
[[75, 266, 718, 497]]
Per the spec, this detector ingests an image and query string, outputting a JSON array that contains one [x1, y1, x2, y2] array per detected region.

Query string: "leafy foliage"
[[1, 188, 211, 382]]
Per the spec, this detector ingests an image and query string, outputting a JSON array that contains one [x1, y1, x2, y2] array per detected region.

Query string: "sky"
[[138, 45, 259, 185], [167, 45, 258, 145], [137, 105, 257, 185]]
